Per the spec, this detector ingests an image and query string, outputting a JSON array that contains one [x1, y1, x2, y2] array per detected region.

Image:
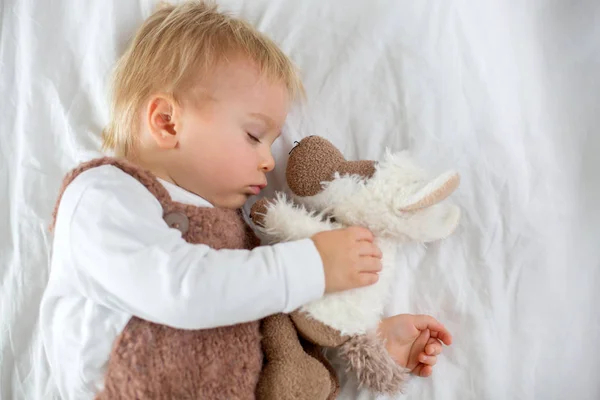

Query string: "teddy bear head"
[[285, 136, 461, 242]]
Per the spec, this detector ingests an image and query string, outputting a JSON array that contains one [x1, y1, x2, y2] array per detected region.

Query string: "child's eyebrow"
[[250, 113, 277, 129]]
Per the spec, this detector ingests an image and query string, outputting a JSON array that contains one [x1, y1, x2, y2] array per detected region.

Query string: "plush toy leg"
[[301, 340, 340, 400], [290, 311, 407, 394], [290, 310, 349, 347], [257, 314, 336, 400], [338, 332, 409, 395]]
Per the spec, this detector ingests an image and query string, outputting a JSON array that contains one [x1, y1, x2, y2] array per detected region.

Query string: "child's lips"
[[249, 184, 266, 195]]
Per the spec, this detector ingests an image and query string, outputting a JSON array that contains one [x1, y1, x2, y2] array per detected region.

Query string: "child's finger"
[[413, 363, 433, 378], [357, 242, 382, 259], [347, 226, 374, 242], [426, 338, 443, 356], [421, 365, 433, 377], [428, 328, 452, 346], [411, 363, 424, 376], [407, 329, 430, 371], [414, 315, 453, 346], [418, 353, 438, 366]]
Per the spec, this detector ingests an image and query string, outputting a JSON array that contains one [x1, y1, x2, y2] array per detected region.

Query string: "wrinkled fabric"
[[1, 1, 599, 399]]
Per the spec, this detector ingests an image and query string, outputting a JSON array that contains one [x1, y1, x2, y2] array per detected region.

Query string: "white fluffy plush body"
[[258, 151, 460, 336], [304, 238, 399, 335]]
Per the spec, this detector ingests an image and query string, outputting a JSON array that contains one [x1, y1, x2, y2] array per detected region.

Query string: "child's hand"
[[377, 314, 453, 377], [311, 227, 382, 293]]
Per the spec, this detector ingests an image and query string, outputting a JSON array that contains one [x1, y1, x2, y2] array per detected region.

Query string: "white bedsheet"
[[1, 0, 599, 399]]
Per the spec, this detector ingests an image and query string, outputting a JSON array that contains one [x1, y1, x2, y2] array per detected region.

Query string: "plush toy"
[[251, 136, 461, 399]]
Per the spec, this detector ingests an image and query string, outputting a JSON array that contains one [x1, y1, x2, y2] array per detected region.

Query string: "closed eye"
[[247, 133, 261, 144]]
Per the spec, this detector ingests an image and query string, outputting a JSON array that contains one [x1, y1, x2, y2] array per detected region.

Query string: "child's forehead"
[[211, 58, 278, 90], [196, 59, 288, 102]]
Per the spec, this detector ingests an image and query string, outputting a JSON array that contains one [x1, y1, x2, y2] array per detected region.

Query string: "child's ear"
[[147, 95, 179, 149]]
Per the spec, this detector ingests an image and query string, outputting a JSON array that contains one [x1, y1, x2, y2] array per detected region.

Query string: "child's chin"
[[214, 195, 247, 209]]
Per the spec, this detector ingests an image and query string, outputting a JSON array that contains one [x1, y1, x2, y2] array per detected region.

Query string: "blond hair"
[[102, 1, 304, 156]]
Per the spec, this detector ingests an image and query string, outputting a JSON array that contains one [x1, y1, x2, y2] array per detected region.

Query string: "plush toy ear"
[[416, 203, 461, 242], [399, 171, 460, 212]]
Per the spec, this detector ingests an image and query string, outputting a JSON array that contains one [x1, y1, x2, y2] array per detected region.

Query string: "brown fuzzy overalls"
[[51, 158, 263, 400]]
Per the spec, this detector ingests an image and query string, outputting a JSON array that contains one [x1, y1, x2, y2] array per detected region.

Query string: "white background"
[[1, 1, 599, 399]]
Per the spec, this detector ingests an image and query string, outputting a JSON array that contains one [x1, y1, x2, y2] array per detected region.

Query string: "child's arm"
[[58, 169, 325, 330]]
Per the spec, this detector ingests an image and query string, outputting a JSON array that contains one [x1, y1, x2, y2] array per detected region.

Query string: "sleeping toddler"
[[40, 1, 452, 398]]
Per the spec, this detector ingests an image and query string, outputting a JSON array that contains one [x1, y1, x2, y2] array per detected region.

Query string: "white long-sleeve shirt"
[[39, 164, 325, 400]]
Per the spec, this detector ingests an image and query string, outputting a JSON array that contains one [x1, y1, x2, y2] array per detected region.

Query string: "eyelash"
[[247, 133, 261, 144]]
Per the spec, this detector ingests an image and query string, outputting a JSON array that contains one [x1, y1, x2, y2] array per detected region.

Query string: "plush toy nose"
[[337, 160, 377, 179]]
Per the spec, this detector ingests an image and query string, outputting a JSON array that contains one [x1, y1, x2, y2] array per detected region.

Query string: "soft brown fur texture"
[[286, 136, 376, 197], [257, 314, 339, 400], [339, 333, 409, 394], [290, 310, 350, 347], [52, 158, 263, 400], [249, 197, 271, 228]]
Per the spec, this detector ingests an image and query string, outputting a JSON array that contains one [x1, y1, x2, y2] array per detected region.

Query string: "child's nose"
[[260, 152, 275, 172]]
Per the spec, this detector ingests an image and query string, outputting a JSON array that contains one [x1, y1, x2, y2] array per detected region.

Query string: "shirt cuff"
[[274, 238, 325, 312]]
